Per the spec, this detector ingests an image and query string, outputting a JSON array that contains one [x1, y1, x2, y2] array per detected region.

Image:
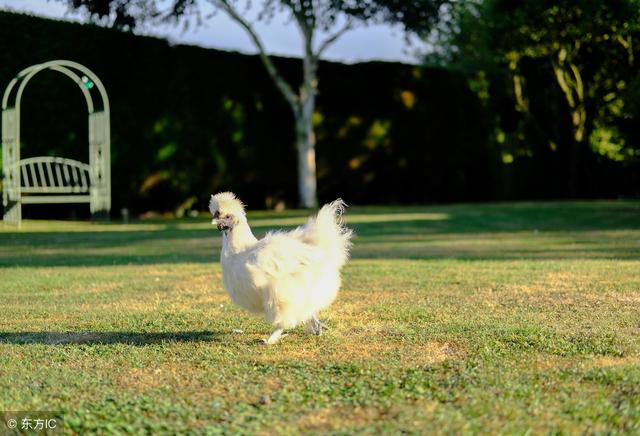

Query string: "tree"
[[435, 0, 640, 196], [63, 0, 448, 207]]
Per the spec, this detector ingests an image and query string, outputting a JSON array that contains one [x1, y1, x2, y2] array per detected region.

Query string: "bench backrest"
[[16, 157, 92, 194]]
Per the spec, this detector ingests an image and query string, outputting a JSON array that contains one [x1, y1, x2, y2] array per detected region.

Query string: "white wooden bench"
[[16, 157, 93, 204]]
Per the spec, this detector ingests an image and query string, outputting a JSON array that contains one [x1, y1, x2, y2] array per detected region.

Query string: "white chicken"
[[209, 192, 353, 344]]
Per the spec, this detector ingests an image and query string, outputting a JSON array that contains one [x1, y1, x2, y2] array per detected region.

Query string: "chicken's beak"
[[211, 217, 231, 231]]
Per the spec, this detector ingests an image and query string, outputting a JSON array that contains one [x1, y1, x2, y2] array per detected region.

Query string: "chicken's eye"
[[225, 214, 232, 219]]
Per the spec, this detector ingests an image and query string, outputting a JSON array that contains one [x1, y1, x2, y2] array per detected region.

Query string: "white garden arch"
[[2, 60, 110, 226]]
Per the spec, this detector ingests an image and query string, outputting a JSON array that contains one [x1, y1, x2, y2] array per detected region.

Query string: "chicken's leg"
[[306, 315, 328, 336], [262, 328, 287, 345]]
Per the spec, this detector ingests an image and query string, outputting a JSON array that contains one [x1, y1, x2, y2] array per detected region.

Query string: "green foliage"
[[432, 0, 640, 197], [64, 0, 166, 31], [1, 202, 639, 432]]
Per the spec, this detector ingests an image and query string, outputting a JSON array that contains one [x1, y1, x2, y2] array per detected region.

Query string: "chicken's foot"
[[306, 315, 328, 336], [262, 328, 287, 345]]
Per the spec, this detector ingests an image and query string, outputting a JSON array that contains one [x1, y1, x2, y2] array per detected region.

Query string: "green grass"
[[1, 201, 639, 434]]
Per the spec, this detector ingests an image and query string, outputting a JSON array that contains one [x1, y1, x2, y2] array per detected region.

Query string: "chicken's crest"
[[210, 192, 246, 217]]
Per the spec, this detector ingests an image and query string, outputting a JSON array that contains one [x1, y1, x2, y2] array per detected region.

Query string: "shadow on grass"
[[0, 330, 225, 345]]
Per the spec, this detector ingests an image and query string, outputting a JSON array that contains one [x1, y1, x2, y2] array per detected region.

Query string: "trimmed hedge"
[[0, 11, 495, 214]]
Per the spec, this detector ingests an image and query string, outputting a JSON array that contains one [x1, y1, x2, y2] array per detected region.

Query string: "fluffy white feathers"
[[209, 192, 246, 218], [210, 193, 353, 344]]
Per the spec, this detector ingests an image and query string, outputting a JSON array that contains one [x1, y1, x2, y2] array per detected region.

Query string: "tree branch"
[[211, 0, 299, 111], [315, 18, 354, 58]]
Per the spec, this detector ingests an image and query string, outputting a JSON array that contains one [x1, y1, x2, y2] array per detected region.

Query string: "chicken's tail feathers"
[[304, 198, 354, 268], [327, 198, 347, 218]]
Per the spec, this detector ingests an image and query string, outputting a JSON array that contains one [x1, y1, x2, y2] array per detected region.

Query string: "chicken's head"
[[209, 192, 246, 231]]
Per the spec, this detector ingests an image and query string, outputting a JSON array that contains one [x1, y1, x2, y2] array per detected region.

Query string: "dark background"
[[0, 11, 636, 217]]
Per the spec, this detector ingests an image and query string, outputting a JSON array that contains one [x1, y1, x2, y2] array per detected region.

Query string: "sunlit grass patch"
[[0, 201, 639, 433]]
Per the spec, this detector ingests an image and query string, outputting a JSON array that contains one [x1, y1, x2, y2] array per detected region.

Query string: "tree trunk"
[[567, 137, 582, 197], [295, 114, 318, 209], [295, 54, 319, 208], [218, 1, 330, 208], [553, 49, 586, 198]]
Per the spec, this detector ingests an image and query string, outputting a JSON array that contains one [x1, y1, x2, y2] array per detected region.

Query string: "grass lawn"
[[1, 201, 639, 434]]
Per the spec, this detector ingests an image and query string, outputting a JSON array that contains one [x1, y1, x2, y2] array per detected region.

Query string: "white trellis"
[[2, 60, 110, 226]]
